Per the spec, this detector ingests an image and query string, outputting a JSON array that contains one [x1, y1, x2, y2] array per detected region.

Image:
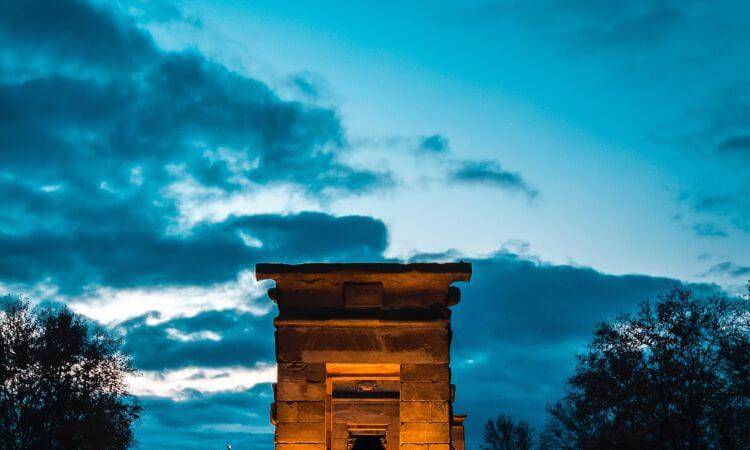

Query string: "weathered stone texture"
[[275, 422, 326, 443], [400, 382, 450, 401], [399, 423, 450, 443], [401, 364, 450, 383], [275, 445, 326, 450], [278, 363, 326, 382], [400, 401, 449, 422], [276, 401, 325, 423], [276, 381, 326, 401]]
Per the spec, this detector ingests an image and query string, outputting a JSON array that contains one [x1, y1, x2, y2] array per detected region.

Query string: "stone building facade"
[[256, 263, 471, 450]]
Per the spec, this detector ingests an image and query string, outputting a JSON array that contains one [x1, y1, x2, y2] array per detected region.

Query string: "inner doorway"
[[350, 435, 385, 450]]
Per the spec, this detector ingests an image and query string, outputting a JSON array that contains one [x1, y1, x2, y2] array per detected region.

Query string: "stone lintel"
[[274, 318, 450, 328], [256, 263, 471, 310], [256, 262, 471, 279]]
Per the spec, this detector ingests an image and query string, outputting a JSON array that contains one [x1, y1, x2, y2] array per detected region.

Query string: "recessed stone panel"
[[344, 282, 383, 308]]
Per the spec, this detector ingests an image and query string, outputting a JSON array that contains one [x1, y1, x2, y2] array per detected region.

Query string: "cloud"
[[0, 47, 390, 197], [136, 386, 274, 449], [128, 365, 276, 398], [418, 134, 450, 153], [449, 160, 539, 200], [119, 308, 276, 371], [0, 211, 388, 294], [704, 261, 750, 278], [459, 0, 689, 49], [447, 251, 719, 436], [692, 222, 728, 237], [690, 193, 750, 233], [67, 270, 271, 324], [0, 0, 156, 72], [717, 134, 750, 158], [0, 0, 395, 297]]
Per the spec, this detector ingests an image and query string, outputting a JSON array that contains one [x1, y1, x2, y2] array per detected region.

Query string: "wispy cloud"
[[692, 222, 728, 238], [704, 261, 750, 278], [418, 134, 450, 153], [449, 160, 539, 201], [128, 365, 276, 399], [717, 134, 750, 159], [459, 0, 688, 49]]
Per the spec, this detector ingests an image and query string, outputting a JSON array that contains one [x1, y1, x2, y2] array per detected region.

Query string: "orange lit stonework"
[[256, 263, 471, 450]]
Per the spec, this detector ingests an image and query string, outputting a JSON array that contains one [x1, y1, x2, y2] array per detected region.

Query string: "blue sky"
[[0, 0, 748, 448]]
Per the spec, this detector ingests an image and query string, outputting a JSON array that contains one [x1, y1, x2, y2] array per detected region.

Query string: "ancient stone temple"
[[256, 262, 471, 450]]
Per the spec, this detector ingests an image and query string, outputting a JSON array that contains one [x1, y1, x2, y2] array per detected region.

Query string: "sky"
[[0, 0, 748, 448]]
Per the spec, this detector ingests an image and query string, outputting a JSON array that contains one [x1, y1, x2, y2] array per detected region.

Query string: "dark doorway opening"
[[350, 435, 385, 450]]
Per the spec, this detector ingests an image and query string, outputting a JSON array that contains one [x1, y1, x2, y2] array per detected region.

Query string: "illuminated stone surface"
[[257, 263, 471, 450]]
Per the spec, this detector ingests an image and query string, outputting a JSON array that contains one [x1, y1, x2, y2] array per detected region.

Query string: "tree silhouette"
[[482, 414, 535, 450], [0, 296, 142, 449], [541, 286, 749, 450]]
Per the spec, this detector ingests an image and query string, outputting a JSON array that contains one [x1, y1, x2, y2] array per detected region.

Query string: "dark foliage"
[[0, 296, 141, 449], [482, 414, 535, 450], [541, 286, 749, 450]]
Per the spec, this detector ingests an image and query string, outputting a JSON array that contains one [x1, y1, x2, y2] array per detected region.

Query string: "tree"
[[541, 286, 749, 450], [0, 296, 142, 449], [482, 414, 535, 450]]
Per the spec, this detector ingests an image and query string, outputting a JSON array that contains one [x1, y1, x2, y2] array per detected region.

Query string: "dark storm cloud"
[[0, 0, 394, 295], [0, 47, 388, 195], [452, 253, 697, 346], [447, 251, 719, 435], [120, 309, 275, 370], [0, 211, 387, 294], [450, 160, 538, 200], [0, 0, 155, 71]]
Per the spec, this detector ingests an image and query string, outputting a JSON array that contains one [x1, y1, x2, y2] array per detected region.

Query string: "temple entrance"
[[328, 364, 399, 450], [257, 263, 471, 450], [350, 435, 385, 450]]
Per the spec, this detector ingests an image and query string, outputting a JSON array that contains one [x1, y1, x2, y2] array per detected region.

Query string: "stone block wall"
[[399, 364, 451, 449], [274, 363, 327, 448]]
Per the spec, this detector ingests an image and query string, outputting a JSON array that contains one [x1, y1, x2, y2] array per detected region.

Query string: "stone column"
[[399, 364, 451, 450]]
